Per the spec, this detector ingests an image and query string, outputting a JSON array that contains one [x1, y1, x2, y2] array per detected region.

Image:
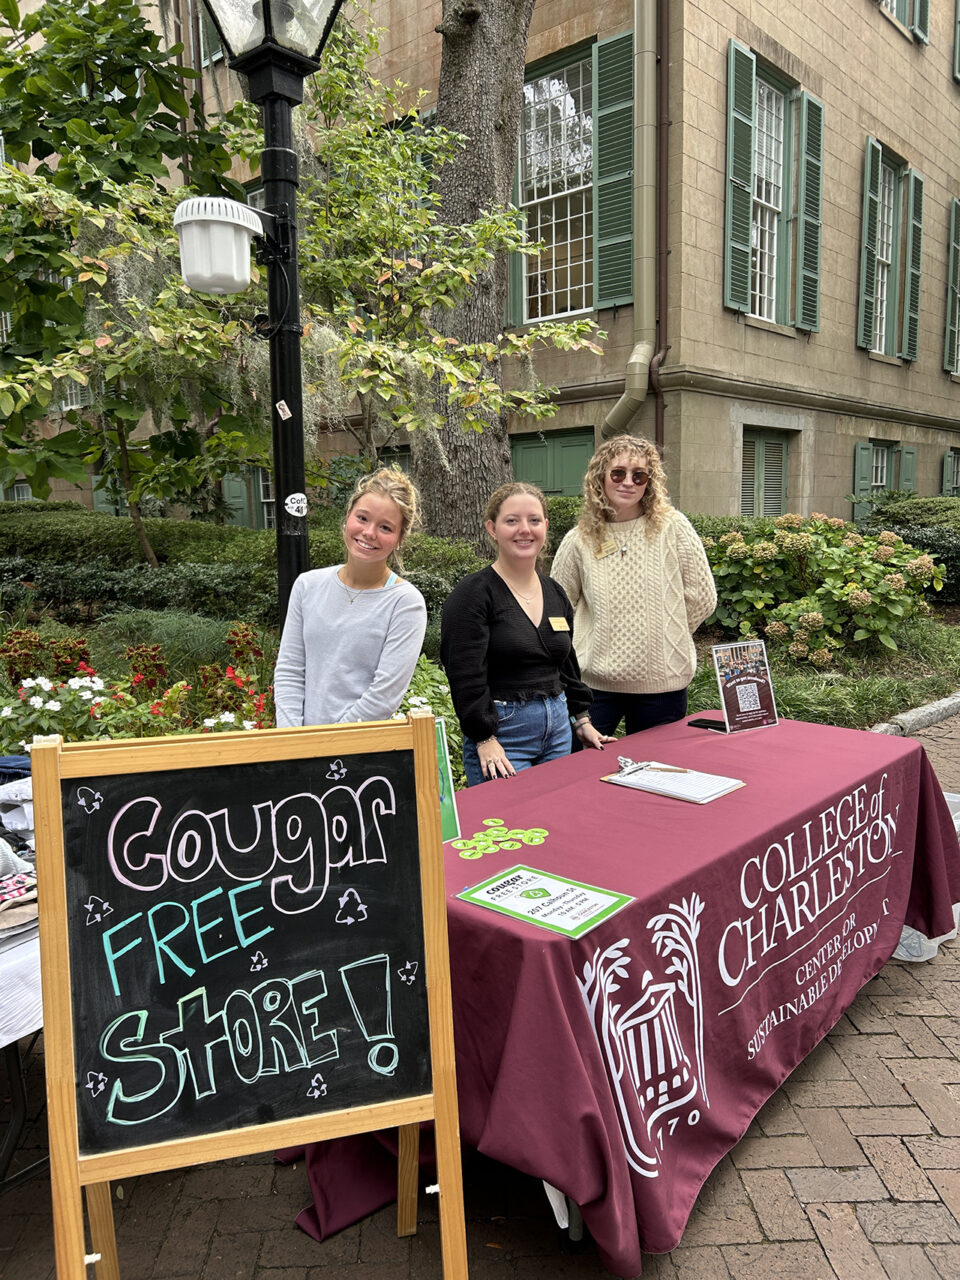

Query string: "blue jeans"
[[463, 692, 572, 787], [587, 687, 688, 738]]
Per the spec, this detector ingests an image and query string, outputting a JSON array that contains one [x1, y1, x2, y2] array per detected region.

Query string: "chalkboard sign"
[[33, 718, 467, 1280], [63, 751, 429, 1152]]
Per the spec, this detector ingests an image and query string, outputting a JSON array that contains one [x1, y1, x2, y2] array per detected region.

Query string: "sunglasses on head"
[[608, 467, 650, 486]]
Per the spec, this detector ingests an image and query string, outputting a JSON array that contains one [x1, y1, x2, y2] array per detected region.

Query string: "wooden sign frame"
[[32, 714, 467, 1280]]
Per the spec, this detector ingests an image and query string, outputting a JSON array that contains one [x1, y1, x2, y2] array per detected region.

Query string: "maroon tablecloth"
[[445, 717, 960, 1276]]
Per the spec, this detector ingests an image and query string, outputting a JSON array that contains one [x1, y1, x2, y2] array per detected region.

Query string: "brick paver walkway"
[[2, 720, 959, 1280]]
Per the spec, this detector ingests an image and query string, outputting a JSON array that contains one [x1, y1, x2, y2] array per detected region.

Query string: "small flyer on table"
[[458, 865, 633, 940], [711, 639, 779, 733]]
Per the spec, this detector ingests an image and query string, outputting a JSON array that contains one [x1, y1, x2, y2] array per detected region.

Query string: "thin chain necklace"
[[613, 516, 643, 558], [339, 568, 390, 604], [493, 565, 540, 605]]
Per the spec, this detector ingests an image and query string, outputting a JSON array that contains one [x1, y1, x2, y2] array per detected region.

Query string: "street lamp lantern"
[[174, 0, 345, 624]]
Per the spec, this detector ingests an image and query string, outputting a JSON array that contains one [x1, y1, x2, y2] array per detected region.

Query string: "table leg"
[[396, 1122, 419, 1237], [567, 1198, 584, 1242], [85, 1181, 119, 1280]]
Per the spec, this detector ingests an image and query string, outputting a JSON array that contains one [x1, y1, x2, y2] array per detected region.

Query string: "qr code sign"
[[736, 684, 761, 712]]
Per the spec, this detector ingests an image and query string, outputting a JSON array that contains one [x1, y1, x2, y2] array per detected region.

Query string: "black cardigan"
[[440, 566, 592, 743]]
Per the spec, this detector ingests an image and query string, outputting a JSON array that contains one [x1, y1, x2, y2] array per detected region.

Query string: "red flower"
[[132, 673, 144, 685], [149, 702, 162, 715]]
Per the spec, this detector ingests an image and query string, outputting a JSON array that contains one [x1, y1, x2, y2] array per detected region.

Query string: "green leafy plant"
[[399, 656, 464, 791], [701, 513, 944, 658]]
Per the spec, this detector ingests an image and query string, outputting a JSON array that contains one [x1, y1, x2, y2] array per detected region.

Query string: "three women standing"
[[552, 435, 716, 736], [274, 468, 427, 728], [441, 482, 611, 785]]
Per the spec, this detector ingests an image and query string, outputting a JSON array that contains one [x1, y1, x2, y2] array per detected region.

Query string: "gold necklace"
[[339, 569, 390, 604], [495, 567, 539, 604]]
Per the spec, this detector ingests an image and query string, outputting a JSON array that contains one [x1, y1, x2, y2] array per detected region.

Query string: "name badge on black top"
[[548, 616, 570, 632]]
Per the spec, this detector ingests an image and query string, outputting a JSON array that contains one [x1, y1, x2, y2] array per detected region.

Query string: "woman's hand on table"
[[477, 736, 516, 779], [576, 720, 616, 751]]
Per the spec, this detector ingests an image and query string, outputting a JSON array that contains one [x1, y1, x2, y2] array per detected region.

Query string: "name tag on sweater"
[[595, 540, 618, 559], [548, 616, 570, 631]]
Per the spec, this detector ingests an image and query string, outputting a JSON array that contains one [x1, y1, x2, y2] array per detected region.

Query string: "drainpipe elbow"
[[600, 339, 654, 438]]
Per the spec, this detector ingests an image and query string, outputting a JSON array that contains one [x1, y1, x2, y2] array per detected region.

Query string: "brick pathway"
[[2, 721, 959, 1280]]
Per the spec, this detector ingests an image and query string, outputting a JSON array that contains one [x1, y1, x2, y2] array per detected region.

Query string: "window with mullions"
[[857, 139, 923, 360], [852, 439, 916, 518], [258, 468, 276, 530], [507, 33, 634, 326], [196, 0, 223, 66], [520, 54, 594, 321], [943, 449, 960, 496], [879, 0, 929, 41], [724, 42, 824, 331]]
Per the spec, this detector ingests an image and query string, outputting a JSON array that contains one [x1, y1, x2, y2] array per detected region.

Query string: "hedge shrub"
[[862, 494, 960, 530], [882, 524, 960, 605]]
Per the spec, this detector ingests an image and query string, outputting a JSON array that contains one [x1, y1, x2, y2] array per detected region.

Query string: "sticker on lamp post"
[[276, 400, 293, 420], [284, 492, 308, 518]]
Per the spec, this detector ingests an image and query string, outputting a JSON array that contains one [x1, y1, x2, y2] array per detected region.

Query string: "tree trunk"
[[115, 425, 160, 569], [410, 0, 537, 543]]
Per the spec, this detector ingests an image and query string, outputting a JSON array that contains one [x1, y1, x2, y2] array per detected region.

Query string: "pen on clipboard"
[[620, 761, 690, 776]]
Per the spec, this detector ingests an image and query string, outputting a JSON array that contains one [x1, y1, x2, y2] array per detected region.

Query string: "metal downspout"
[[601, 0, 657, 438], [650, 0, 670, 451]]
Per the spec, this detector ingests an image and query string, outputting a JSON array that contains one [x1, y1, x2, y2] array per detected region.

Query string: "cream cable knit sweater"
[[551, 510, 717, 694]]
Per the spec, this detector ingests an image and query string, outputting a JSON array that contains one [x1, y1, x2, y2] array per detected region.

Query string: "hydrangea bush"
[[701, 513, 944, 662]]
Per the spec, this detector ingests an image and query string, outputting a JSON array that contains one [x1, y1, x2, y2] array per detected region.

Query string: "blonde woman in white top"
[[551, 435, 717, 736]]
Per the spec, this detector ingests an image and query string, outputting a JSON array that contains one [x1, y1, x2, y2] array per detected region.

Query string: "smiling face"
[[486, 492, 548, 567], [342, 492, 404, 566], [603, 450, 650, 521]]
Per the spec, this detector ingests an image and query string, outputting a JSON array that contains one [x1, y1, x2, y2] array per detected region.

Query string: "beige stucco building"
[[10, 0, 960, 523], [363, 0, 960, 518]]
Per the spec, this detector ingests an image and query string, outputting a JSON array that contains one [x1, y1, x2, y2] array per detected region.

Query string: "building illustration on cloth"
[[578, 895, 708, 1177]]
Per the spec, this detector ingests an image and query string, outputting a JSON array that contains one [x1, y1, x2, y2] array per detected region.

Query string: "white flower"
[[242, 720, 256, 730], [67, 677, 82, 689], [44, 700, 62, 712], [90, 696, 105, 706], [79, 691, 93, 701], [218, 712, 236, 723], [1, 706, 11, 717], [91, 677, 104, 691], [203, 717, 217, 727], [20, 679, 35, 690], [408, 696, 428, 707], [36, 677, 53, 692], [29, 696, 43, 708]]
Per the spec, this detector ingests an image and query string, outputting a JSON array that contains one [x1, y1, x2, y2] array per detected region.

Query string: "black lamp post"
[[200, 0, 345, 624]]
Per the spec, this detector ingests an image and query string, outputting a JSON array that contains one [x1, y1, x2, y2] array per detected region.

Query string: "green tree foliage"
[[285, 21, 603, 466], [0, 0, 268, 560]]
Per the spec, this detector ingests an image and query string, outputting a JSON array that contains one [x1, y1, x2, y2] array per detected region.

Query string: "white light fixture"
[[173, 196, 264, 294], [203, 0, 344, 63]]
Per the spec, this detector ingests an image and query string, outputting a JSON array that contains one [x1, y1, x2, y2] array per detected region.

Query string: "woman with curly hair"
[[551, 435, 716, 737]]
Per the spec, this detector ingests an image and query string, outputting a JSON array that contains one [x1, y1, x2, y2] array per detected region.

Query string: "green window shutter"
[[955, 0, 960, 82], [912, 0, 930, 43], [857, 136, 883, 350], [222, 471, 252, 526], [761, 439, 787, 516], [943, 452, 955, 495], [741, 436, 757, 515], [853, 441, 874, 520], [899, 170, 923, 362], [898, 445, 917, 492], [944, 200, 960, 372], [511, 436, 551, 491], [724, 40, 756, 312], [593, 32, 634, 310], [795, 93, 824, 332], [555, 429, 596, 495]]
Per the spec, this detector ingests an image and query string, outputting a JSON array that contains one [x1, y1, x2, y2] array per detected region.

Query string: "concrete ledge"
[[869, 689, 960, 735]]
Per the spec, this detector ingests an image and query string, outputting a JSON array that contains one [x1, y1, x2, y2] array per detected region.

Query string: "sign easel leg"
[[397, 1122, 419, 1236], [86, 1181, 119, 1280]]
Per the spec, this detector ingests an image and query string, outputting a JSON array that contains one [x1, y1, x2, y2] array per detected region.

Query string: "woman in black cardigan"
[[441, 482, 613, 785]]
